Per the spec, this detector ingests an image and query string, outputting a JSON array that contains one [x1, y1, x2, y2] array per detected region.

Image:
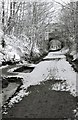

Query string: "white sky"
[[0, 0, 75, 5], [2, 0, 71, 3], [54, 0, 70, 4]]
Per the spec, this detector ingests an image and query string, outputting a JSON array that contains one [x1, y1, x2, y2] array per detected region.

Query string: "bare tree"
[[2, 0, 5, 30], [11, 1, 54, 47], [58, 1, 77, 49], [75, 1, 78, 52]]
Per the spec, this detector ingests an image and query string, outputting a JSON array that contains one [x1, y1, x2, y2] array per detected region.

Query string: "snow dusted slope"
[[2, 34, 31, 61], [0, 32, 40, 63], [0, 34, 29, 62], [0, 24, 33, 62], [7, 51, 77, 108]]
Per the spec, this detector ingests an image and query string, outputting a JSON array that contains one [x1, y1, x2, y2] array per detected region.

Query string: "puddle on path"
[[2, 76, 23, 105], [2, 82, 20, 105]]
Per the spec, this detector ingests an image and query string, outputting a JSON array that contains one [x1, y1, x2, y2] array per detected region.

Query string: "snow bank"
[[0, 33, 41, 63], [3, 45, 20, 61], [0, 34, 21, 62], [43, 52, 66, 59], [0, 65, 8, 70], [8, 63, 36, 73], [3, 34, 30, 61], [8, 91, 29, 106], [43, 48, 69, 60]]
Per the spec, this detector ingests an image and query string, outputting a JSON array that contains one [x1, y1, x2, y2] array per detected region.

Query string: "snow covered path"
[[19, 52, 76, 94], [7, 50, 77, 107]]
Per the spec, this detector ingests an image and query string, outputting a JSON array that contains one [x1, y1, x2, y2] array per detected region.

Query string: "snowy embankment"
[[0, 34, 31, 62], [0, 32, 40, 64], [6, 51, 77, 109]]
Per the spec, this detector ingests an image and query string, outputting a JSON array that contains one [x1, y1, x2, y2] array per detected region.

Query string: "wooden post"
[[10, 2, 12, 17], [32, 2, 37, 45], [13, 2, 16, 16]]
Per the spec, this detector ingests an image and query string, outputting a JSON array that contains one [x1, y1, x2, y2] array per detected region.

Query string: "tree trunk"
[[75, 1, 78, 52], [2, 1, 5, 30]]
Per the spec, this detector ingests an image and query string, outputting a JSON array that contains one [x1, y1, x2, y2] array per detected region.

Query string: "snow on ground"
[[1, 34, 29, 62], [43, 48, 69, 60], [7, 66, 22, 73], [0, 65, 8, 70], [4, 34, 31, 56], [5, 51, 77, 109], [43, 52, 66, 59], [7, 63, 36, 73], [3, 45, 20, 61]]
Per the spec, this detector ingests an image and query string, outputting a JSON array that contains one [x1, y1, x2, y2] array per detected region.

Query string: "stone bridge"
[[48, 32, 64, 51]]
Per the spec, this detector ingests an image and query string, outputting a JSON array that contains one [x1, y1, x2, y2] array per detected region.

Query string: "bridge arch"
[[48, 32, 65, 51]]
